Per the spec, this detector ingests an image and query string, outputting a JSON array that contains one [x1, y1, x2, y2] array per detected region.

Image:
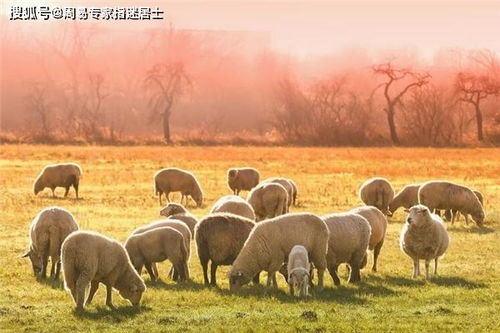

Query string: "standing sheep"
[[349, 206, 387, 272], [210, 195, 256, 220], [61, 231, 146, 311], [228, 213, 329, 291], [388, 184, 421, 215], [195, 213, 256, 286], [125, 227, 189, 282], [322, 212, 371, 285], [22, 206, 79, 280], [154, 168, 203, 207], [359, 177, 395, 215], [262, 177, 295, 211], [287, 245, 310, 297], [446, 190, 484, 225], [33, 163, 82, 199], [418, 181, 485, 226], [227, 167, 260, 195], [159, 202, 198, 238], [400, 205, 450, 279], [247, 182, 288, 221]]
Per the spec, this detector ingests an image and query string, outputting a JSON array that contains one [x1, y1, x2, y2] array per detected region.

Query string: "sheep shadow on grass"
[[448, 225, 494, 235], [74, 304, 151, 321], [145, 279, 206, 292], [367, 274, 486, 289], [36, 276, 64, 289]]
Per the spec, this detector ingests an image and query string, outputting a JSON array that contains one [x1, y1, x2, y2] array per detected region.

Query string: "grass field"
[[0, 145, 499, 332]]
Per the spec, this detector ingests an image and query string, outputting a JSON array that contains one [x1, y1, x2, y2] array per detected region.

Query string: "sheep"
[[154, 168, 203, 207], [388, 184, 421, 215], [159, 202, 198, 237], [418, 181, 485, 226], [125, 227, 189, 282], [349, 206, 387, 272], [22, 206, 79, 280], [61, 231, 146, 311], [227, 167, 260, 195], [445, 190, 484, 225], [289, 179, 298, 206], [400, 205, 450, 279], [246, 182, 288, 221], [228, 213, 329, 291], [210, 195, 256, 220], [359, 177, 395, 215], [132, 219, 191, 281], [321, 212, 371, 285], [195, 213, 256, 286], [287, 245, 310, 297], [262, 177, 295, 211], [33, 162, 82, 199]]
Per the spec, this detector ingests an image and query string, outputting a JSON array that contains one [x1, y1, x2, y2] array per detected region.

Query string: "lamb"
[[262, 177, 295, 211], [418, 181, 485, 226], [246, 182, 288, 221], [159, 202, 198, 238], [400, 205, 450, 279], [349, 206, 387, 272], [61, 231, 146, 311], [228, 213, 329, 291], [195, 213, 256, 286], [33, 162, 82, 199], [359, 177, 395, 215], [445, 190, 484, 225], [287, 245, 310, 297], [321, 212, 371, 285], [132, 219, 191, 281], [154, 168, 203, 207], [210, 195, 256, 220], [125, 227, 189, 282], [227, 167, 260, 195], [388, 184, 421, 215], [22, 206, 79, 280]]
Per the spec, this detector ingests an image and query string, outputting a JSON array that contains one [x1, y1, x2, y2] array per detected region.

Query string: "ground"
[[0, 145, 499, 332]]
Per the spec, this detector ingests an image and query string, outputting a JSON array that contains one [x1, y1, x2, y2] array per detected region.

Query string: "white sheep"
[[359, 177, 395, 215], [418, 181, 485, 226], [210, 195, 256, 220], [400, 205, 450, 279], [22, 206, 79, 280], [287, 245, 310, 297], [246, 182, 288, 221], [447, 190, 484, 225], [61, 231, 146, 310], [261, 177, 295, 211], [159, 202, 198, 237], [227, 167, 260, 195], [33, 163, 82, 199], [154, 168, 203, 207], [388, 184, 421, 215], [228, 213, 329, 291]]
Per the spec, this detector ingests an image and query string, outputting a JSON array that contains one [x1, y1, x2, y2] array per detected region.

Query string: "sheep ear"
[[21, 250, 30, 258], [404, 208, 410, 213]]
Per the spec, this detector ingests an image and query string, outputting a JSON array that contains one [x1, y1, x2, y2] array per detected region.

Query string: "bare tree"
[[455, 50, 500, 141], [80, 74, 108, 141], [26, 83, 53, 136], [373, 62, 431, 144], [145, 62, 191, 143]]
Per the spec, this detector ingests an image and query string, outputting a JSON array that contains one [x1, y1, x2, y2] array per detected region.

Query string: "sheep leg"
[[153, 263, 159, 280], [40, 253, 48, 279], [210, 262, 218, 286], [451, 211, 457, 224], [200, 257, 209, 285], [372, 240, 384, 272], [328, 265, 340, 286], [252, 273, 260, 285], [158, 192, 163, 206], [85, 281, 99, 305], [64, 186, 70, 198], [266, 272, 277, 288], [105, 284, 116, 309], [51, 188, 56, 198], [412, 259, 419, 278], [348, 263, 361, 283], [73, 180, 79, 199], [424, 260, 430, 280], [434, 258, 439, 275], [465, 214, 470, 225], [272, 273, 278, 287], [75, 273, 91, 310], [289, 281, 295, 296], [145, 263, 157, 282], [54, 261, 62, 280]]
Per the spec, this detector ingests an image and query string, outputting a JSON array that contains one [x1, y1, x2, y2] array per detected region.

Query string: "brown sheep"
[[33, 163, 82, 199], [359, 177, 394, 215], [154, 168, 203, 207], [227, 167, 260, 195], [247, 182, 288, 221]]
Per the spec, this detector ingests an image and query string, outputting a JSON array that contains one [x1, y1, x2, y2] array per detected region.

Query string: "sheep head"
[[21, 248, 42, 276], [228, 270, 250, 291], [160, 203, 187, 217], [33, 177, 44, 195], [406, 205, 431, 227]]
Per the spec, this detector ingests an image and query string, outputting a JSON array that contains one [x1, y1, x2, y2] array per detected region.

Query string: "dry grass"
[[0, 145, 499, 332]]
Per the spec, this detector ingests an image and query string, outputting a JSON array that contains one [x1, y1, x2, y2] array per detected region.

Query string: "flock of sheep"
[[23, 163, 486, 310]]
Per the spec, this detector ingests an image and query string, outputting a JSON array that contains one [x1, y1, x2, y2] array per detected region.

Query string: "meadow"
[[0, 145, 499, 332]]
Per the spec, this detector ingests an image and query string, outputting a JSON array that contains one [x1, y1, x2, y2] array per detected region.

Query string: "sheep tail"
[[62, 247, 76, 292], [276, 196, 286, 216]]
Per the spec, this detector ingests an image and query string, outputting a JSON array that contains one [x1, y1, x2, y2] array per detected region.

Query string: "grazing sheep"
[[33, 163, 82, 199], [195, 213, 256, 286], [419, 181, 485, 226], [227, 167, 260, 195], [154, 168, 203, 207], [132, 219, 191, 281], [262, 177, 295, 211], [322, 212, 371, 285], [247, 182, 288, 221], [359, 177, 395, 215], [388, 184, 421, 215], [22, 206, 79, 280], [446, 190, 484, 225], [210, 195, 256, 220], [61, 231, 146, 311], [400, 205, 450, 279], [159, 203, 198, 238], [287, 245, 310, 297], [228, 213, 329, 291], [125, 227, 189, 282], [349, 206, 387, 272]]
